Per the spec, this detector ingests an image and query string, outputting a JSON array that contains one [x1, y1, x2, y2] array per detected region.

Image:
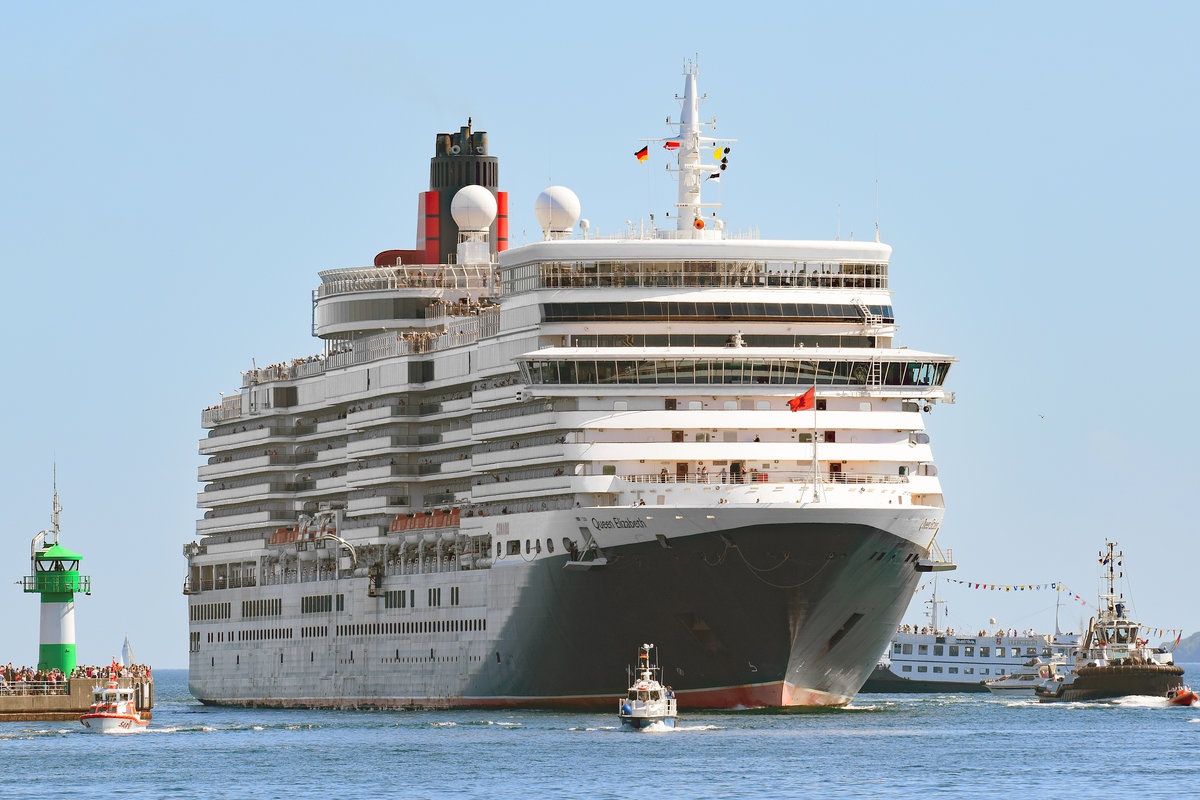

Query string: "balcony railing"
[[613, 470, 909, 486]]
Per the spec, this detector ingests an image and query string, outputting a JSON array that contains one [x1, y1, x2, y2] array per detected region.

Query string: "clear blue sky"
[[1, 2, 1196, 668]]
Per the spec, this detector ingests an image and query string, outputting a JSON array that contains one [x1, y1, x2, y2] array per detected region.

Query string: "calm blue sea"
[[2, 667, 1196, 799]]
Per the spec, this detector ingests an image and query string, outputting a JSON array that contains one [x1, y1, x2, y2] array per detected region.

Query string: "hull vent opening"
[[825, 612, 864, 653]]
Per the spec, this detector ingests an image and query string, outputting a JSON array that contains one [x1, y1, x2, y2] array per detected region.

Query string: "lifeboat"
[[80, 676, 150, 733], [1167, 686, 1198, 706]]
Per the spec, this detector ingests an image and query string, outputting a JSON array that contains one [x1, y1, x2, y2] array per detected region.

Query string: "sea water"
[[2, 667, 1195, 799]]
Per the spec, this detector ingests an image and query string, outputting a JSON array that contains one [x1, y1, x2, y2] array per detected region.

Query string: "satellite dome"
[[534, 186, 581, 234], [451, 185, 498, 231]]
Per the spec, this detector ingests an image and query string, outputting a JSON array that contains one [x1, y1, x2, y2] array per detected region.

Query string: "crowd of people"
[[0, 661, 154, 696], [896, 625, 1037, 638]]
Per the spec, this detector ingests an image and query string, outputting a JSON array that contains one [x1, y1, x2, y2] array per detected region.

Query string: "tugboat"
[[618, 644, 677, 730], [80, 668, 150, 733], [1166, 685, 1197, 707], [1035, 542, 1183, 703]]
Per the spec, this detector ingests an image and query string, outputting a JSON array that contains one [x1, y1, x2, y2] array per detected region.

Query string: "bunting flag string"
[[915, 579, 1184, 639]]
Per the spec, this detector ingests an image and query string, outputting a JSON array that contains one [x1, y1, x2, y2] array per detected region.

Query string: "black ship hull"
[[191, 518, 933, 709]]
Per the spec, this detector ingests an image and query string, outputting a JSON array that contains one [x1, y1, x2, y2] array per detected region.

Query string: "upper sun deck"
[[497, 237, 892, 295]]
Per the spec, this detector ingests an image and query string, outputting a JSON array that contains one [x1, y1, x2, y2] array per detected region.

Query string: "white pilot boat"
[[80, 677, 150, 733], [618, 644, 677, 730], [983, 656, 1067, 697]]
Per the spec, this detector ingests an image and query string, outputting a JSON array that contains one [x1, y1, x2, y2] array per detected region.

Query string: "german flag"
[[634, 146, 648, 163]]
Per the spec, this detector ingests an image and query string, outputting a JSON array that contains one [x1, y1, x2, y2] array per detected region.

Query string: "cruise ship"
[[185, 63, 956, 709]]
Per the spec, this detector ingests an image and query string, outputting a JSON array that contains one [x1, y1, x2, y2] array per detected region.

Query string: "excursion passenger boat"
[[1035, 542, 1183, 703], [860, 581, 1079, 693], [618, 644, 677, 730], [185, 62, 957, 710], [79, 677, 150, 733]]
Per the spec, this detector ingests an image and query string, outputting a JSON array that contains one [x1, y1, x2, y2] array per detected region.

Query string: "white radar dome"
[[534, 186, 581, 233], [451, 185, 498, 231]]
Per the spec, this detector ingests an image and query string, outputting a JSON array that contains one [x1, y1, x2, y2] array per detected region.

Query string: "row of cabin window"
[[504, 538, 560, 557], [191, 602, 231, 621], [901, 665, 992, 675], [895, 643, 1036, 658], [540, 302, 895, 322], [524, 359, 949, 386], [335, 619, 485, 636]]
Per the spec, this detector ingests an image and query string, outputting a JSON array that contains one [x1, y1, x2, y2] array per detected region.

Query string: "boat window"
[[917, 645, 928, 655], [963, 667, 974, 675], [901, 665, 912, 672], [506, 540, 520, 556], [996, 647, 1005, 657], [650, 690, 660, 700], [979, 647, 990, 657], [917, 666, 927, 673], [933, 645, 943, 656], [893, 643, 902, 654], [981, 669, 990, 675], [627, 692, 637, 701], [949, 667, 958, 674], [964, 646, 974, 657], [637, 691, 649, 702], [932, 667, 943, 673], [901, 644, 912, 655], [948, 646, 959, 656]]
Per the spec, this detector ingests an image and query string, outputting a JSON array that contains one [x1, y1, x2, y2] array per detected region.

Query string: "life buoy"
[[996, 637, 1002, 645], [693, 218, 704, 230]]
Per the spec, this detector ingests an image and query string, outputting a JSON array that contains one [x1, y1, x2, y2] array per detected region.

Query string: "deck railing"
[[613, 470, 908, 486]]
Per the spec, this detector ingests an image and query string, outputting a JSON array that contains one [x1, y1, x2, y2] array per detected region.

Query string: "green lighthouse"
[[21, 482, 90, 675]]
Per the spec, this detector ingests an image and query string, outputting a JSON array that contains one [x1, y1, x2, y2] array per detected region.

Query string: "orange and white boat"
[[1166, 685, 1198, 707], [79, 677, 150, 733]]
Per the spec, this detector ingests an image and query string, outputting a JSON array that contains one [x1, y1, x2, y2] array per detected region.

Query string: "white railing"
[[613, 470, 908, 486]]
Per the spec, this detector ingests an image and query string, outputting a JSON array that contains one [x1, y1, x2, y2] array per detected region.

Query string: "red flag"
[[634, 146, 649, 163], [663, 141, 681, 150], [787, 388, 815, 412]]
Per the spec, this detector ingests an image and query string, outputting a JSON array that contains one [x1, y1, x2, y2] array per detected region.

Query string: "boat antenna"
[[51, 463, 61, 543], [874, 178, 880, 243], [1054, 585, 1063, 637]]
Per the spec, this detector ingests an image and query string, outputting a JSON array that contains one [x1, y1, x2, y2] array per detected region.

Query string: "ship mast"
[[1099, 540, 1123, 619], [648, 59, 735, 234]]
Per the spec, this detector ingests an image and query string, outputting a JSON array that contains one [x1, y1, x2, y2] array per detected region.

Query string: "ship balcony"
[[473, 385, 523, 406], [473, 443, 565, 467], [197, 482, 299, 506], [347, 435, 426, 458], [438, 459, 473, 475], [346, 495, 412, 514], [471, 474, 573, 500], [346, 464, 420, 484], [196, 510, 295, 534], [198, 425, 279, 455], [198, 453, 314, 481], [473, 409, 558, 437], [441, 427, 473, 444], [346, 404, 418, 429]]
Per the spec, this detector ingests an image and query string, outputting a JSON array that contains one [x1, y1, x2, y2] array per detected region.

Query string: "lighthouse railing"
[[20, 574, 91, 594]]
